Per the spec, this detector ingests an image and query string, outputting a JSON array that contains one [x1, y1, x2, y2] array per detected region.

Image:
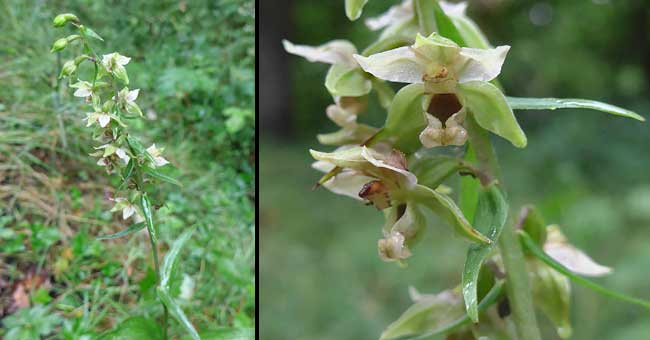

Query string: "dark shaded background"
[[261, 1, 650, 339]]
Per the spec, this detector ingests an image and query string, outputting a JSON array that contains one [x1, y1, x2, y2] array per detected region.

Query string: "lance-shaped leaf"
[[506, 97, 645, 121], [519, 230, 650, 309], [459, 81, 527, 148], [345, 0, 369, 21], [325, 64, 372, 97], [431, 1, 464, 46], [143, 166, 182, 187], [158, 229, 200, 340], [459, 144, 480, 223], [379, 83, 427, 153], [140, 193, 157, 244], [96, 316, 163, 340], [97, 222, 145, 241], [528, 258, 572, 339], [461, 184, 507, 322], [381, 282, 504, 340], [410, 184, 491, 244]]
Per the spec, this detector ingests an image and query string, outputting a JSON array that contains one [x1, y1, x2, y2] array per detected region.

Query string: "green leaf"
[[143, 166, 182, 187], [158, 229, 200, 340], [381, 83, 427, 153], [181, 328, 254, 340], [409, 155, 462, 189], [519, 231, 650, 309], [97, 222, 145, 240], [411, 185, 491, 244], [382, 282, 504, 340], [140, 193, 157, 244], [96, 316, 163, 340], [459, 81, 527, 148], [461, 184, 507, 322], [431, 2, 465, 46], [345, 0, 368, 21], [506, 97, 645, 121], [528, 258, 572, 339], [325, 64, 371, 97]]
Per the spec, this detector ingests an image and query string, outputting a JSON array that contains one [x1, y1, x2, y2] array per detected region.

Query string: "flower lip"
[[427, 93, 463, 125]]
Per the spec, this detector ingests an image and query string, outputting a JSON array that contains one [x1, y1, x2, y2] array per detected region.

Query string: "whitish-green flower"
[[70, 80, 94, 98], [355, 33, 526, 148], [311, 145, 416, 209], [93, 144, 130, 166], [110, 197, 143, 221], [113, 87, 143, 116], [85, 111, 112, 128], [102, 52, 130, 84], [366, 0, 465, 31], [146, 144, 170, 167]]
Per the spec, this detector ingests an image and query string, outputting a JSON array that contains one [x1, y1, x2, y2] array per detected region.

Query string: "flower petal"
[[74, 88, 92, 97], [123, 205, 136, 220], [543, 225, 612, 277], [154, 156, 170, 167], [439, 1, 468, 17], [126, 89, 139, 102], [378, 231, 411, 262], [283, 39, 358, 66], [326, 104, 356, 128], [98, 114, 111, 127], [354, 47, 426, 84], [116, 55, 131, 65], [361, 147, 417, 188], [365, 0, 412, 31], [456, 45, 510, 83]]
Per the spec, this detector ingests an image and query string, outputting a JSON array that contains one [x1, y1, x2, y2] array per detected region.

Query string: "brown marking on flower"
[[427, 93, 462, 125], [359, 180, 391, 210]]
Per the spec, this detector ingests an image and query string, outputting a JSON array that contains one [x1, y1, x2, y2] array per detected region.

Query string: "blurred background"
[[0, 0, 254, 338], [261, 0, 650, 339]]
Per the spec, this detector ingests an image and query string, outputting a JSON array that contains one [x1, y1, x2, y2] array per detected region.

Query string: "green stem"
[[465, 114, 542, 340], [54, 53, 68, 149]]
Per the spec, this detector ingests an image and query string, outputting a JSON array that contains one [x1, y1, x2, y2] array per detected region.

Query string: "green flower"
[[355, 33, 526, 148]]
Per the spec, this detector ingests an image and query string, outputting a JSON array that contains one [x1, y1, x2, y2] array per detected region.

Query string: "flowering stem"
[[465, 114, 542, 340]]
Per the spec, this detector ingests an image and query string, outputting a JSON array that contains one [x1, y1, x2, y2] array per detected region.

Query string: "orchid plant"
[[285, 1, 648, 339], [51, 13, 200, 340]]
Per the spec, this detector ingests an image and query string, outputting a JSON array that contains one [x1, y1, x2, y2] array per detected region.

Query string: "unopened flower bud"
[[50, 38, 68, 53], [53, 13, 78, 27], [59, 60, 77, 79]]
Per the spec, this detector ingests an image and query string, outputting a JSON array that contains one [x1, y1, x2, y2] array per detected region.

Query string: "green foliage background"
[[0, 0, 254, 338], [261, 1, 650, 339]]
